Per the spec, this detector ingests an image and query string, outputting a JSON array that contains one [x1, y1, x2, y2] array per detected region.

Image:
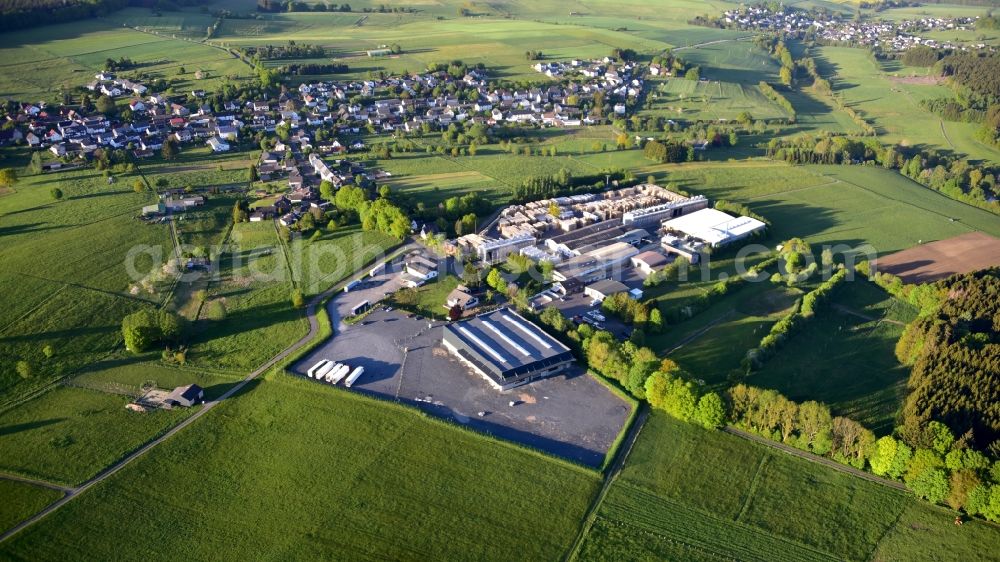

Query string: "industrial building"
[[551, 241, 639, 286], [661, 208, 767, 248], [584, 279, 629, 302], [477, 234, 536, 264], [621, 194, 708, 228], [442, 308, 575, 390]]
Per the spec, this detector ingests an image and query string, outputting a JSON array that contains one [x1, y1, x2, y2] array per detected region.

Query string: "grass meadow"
[[0, 167, 170, 401], [818, 46, 1000, 162], [642, 78, 793, 123], [0, 385, 194, 485], [750, 279, 916, 434], [185, 221, 396, 372], [0, 375, 599, 560], [0, 19, 252, 103], [580, 413, 1000, 561], [653, 283, 801, 385], [0, 482, 62, 537]]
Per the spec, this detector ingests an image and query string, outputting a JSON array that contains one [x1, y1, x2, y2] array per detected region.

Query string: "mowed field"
[[817, 46, 1000, 163], [579, 414, 1000, 561], [0, 19, 252, 102], [0, 375, 599, 561]]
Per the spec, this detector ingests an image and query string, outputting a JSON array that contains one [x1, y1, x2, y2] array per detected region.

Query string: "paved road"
[[723, 426, 908, 491], [0, 240, 415, 543]]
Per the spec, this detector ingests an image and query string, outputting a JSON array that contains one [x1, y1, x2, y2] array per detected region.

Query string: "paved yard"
[[292, 307, 633, 468]]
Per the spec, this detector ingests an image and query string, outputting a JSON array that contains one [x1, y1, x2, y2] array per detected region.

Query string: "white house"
[[401, 255, 438, 287], [207, 136, 230, 152]]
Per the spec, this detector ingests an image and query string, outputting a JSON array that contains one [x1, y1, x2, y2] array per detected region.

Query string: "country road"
[[0, 473, 74, 495], [673, 35, 754, 51], [0, 239, 416, 543]]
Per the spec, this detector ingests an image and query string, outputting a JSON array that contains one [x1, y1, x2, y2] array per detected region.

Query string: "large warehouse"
[[442, 308, 575, 391], [661, 208, 766, 247]]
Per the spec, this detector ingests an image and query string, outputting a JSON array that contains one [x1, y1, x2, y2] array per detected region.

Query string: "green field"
[[642, 78, 792, 123], [674, 39, 781, 84], [0, 19, 252, 103], [186, 219, 305, 372], [818, 46, 1000, 163], [750, 279, 917, 433], [655, 283, 801, 384], [0, 482, 62, 537], [186, 222, 396, 372], [0, 385, 193, 485], [580, 413, 1000, 561], [0, 375, 599, 560], [0, 166, 172, 400]]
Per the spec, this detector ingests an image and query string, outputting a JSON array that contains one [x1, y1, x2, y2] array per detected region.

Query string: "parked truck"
[[344, 366, 365, 388], [329, 363, 351, 384], [314, 361, 337, 381], [322, 363, 344, 383], [307, 360, 331, 378]]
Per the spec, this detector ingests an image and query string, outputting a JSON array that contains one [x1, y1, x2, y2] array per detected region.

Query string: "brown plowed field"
[[874, 232, 1000, 284]]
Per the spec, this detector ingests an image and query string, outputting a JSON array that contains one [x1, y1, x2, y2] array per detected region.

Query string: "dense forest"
[[0, 0, 127, 32], [939, 54, 1000, 99], [893, 269, 1000, 455]]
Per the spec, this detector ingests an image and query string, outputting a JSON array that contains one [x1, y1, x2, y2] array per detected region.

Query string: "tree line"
[[511, 168, 634, 203], [239, 42, 326, 61], [279, 63, 349, 76], [744, 267, 847, 371], [765, 133, 1000, 214]]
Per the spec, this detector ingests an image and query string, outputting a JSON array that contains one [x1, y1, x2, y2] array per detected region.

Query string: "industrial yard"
[[290, 307, 632, 467]]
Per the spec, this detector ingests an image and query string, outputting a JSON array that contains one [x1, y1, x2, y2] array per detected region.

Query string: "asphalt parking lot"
[[292, 306, 633, 468]]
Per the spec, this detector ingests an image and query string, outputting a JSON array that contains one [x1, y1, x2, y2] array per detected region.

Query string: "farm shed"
[[165, 384, 204, 408]]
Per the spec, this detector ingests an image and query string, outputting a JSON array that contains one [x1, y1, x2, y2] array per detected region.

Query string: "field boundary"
[[0, 473, 73, 494], [735, 453, 769, 522], [722, 426, 907, 491], [564, 406, 650, 562]]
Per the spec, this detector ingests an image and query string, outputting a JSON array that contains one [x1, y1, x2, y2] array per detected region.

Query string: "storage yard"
[[291, 307, 632, 467]]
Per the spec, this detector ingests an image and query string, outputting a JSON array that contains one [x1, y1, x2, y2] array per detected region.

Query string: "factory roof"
[[442, 308, 572, 382], [661, 208, 766, 246]]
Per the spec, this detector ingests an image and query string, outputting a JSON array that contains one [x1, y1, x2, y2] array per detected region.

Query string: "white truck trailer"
[[307, 360, 331, 378], [329, 363, 351, 384], [314, 361, 337, 381], [322, 363, 344, 383], [344, 366, 365, 388]]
